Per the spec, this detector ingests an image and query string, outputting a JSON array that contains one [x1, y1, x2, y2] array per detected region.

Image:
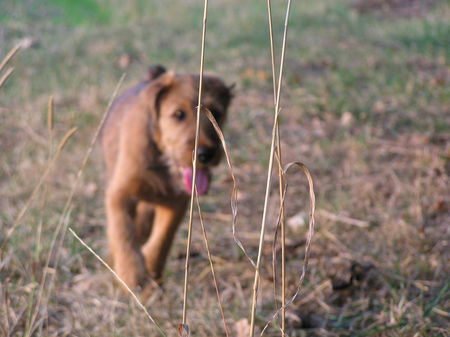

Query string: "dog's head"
[[141, 65, 233, 195]]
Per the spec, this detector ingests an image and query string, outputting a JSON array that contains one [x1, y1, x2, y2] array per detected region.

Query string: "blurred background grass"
[[0, 0, 449, 336]]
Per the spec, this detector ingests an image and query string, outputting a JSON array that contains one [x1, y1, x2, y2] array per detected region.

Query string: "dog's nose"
[[197, 146, 215, 164]]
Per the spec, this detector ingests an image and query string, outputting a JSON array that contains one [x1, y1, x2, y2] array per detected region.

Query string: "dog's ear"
[[146, 65, 167, 81], [140, 71, 175, 131], [141, 71, 175, 140], [228, 83, 236, 96], [142, 70, 175, 111]]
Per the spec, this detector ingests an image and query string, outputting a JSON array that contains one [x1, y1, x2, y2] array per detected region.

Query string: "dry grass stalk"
[[271, 152, 287, 334], [204, 109, 256, 267], [275, 143, 286, 337], [68, 228, 167, 336], [0, 43, 22, 72], [47, 97, 54, 149], [0, 43, 22, 88], [277, 147, 286, 337], [249, 0, 293, 336], [195, 191, 230, 337], [0, 126, 78, 255], [26, 74, 126, 334], [266, 0, 288, 335], [262, 162, 316, 335], [47, 97, 54, 131], [0, 67, 14, 88], [182, 0, 209, 328]]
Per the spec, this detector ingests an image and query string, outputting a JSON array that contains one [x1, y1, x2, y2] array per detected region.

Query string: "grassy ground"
[[1, 0, 449, 336]]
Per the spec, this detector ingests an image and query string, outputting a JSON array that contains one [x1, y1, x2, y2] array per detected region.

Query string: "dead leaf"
[[178, 324, 189, 337]]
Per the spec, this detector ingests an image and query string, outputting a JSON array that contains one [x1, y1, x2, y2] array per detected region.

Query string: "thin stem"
[[267, 1, 287, 335], [249, 0, 293, 336], [182, 0, 209, 326], [0, 43, 21, 72], [261, 162, 316, 336], [195, 192, 230, 337], [0, 67, 14, 88], [267, 0, 277, 102]]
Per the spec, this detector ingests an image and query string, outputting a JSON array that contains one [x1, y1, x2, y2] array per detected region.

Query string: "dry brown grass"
[[1, 0, 449, 336]]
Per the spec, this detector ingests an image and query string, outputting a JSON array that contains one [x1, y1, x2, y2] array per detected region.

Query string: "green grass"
[[1, 0, 449, 336], [49, 0, 111, 26]]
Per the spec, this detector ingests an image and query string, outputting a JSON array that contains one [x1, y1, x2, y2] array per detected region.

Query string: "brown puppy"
[[101, 65, 233, 289]]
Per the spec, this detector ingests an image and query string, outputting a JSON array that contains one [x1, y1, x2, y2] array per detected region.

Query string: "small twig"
[[318, 209, 369, 228]]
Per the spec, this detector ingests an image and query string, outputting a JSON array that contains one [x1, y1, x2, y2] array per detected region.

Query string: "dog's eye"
[[173, 110, 186, 121]]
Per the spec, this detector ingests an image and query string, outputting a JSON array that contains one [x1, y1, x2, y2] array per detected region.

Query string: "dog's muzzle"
[[197, 146, 216, 164]]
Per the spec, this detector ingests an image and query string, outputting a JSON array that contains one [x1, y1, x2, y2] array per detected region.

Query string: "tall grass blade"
[[182, 0, 209, 327], [249, 0, 293, 335]]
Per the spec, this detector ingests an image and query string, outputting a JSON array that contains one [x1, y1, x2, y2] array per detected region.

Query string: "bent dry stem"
[[248, 0, 293, 336]]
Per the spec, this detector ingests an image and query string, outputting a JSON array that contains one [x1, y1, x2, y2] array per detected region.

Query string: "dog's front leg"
[[106, 187, 148, 289], [141, 196, 188, 282]]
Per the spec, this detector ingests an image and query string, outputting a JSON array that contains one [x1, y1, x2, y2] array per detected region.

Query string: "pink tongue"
[[183, 167, 209, 195]]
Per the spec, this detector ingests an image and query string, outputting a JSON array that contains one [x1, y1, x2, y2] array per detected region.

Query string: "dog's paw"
[[114, 252, 149, 290], [139, 278, 164, 301]]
